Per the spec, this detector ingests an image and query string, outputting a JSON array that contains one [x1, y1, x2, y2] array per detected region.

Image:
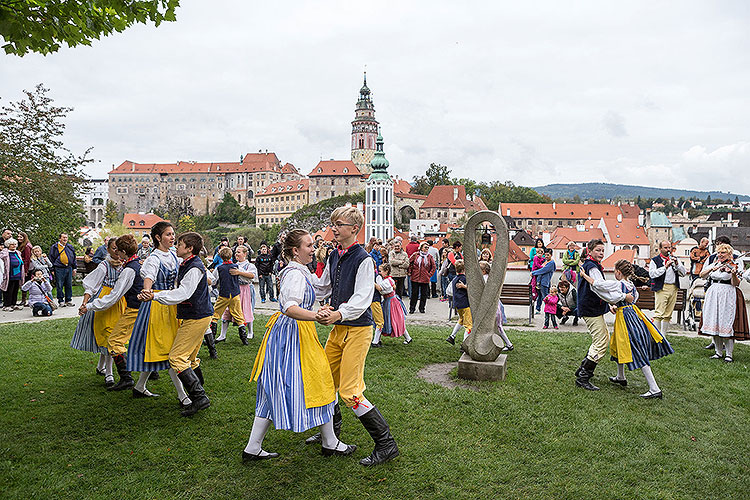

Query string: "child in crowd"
[[218, 245, 256, 342], [210, 246, 248, 353], [530, 251, 546, 301], [479, 261, 514, 351], [543, 286, 559, 329], [21, 269, 53, 316], [446, 259, 471, 345], [372, 263, 411, 346]]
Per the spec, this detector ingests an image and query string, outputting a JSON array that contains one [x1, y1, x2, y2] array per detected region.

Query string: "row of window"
[[258, 205, 298, 214], [257, 194, 303, 203]]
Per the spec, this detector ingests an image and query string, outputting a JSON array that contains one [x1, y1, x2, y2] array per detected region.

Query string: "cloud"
[[601, 110, 628, 137]]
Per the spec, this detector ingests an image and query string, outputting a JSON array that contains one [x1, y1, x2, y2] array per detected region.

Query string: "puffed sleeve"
[[280, 269, 307, 313], [141, 254, 160, 281], [82, 262, 107, 296]]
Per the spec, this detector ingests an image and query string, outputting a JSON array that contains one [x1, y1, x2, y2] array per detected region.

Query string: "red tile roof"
[[257, 179, 310, 196], [110, 153, 282, 175], [281, 162, 299, 174], [421, 185, 488, 211], [600, 217, 648, 245], [123, 213, 167, 229], [498, 203, 636, 220], [602, 249, 637, 271], [508, 240, 530, 263], [308, 160, 363, 177], [393, 178, 412, 194], [549, 224, 605, 244]]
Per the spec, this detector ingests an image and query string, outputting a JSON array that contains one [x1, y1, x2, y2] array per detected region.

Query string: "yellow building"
[[256, 179, 310, 226]]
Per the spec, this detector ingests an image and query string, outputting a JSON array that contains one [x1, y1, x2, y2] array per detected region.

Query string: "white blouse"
[[141, 249, 181, 282], [587, 266, 628, 304], [86, 267, 135, 312], [376, 275, 394, 294], [703, 260, 734, 282], [82, 261, 109, 297], [279, 261, 314, 313]]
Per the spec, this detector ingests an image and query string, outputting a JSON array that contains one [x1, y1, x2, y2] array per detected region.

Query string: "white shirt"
[[153, 267, 204, 306], [279, 261, 314, 313], [648, 254, 686, 285], [703, 260, 735, 283], [82, 261, 110, 297], [588, 266, 628, 304], [86, 267, 135, 312], [314, 254, 375, 322], [376, 275, 393, 294], [141, 248, 180, 283]]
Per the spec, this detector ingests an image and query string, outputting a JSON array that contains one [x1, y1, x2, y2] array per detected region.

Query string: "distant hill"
[[532, 183, 750, 202]]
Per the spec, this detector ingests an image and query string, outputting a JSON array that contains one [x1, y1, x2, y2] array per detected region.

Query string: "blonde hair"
[[330, 206, 363, 230], [218, 246, 233, 260], [716, 243, 733, 255], [550, 286, 558, 294]]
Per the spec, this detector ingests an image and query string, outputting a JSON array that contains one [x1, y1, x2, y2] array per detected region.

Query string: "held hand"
[[229, 268, 240, 276], [315, 308, 331, 320], [317, 310, 342, 325], [138, 289, 154, 302], [72, 269, 77, 277], [609, 305, 617, 314], [625, 293, 634, 303], [78, 305, 87, 316]]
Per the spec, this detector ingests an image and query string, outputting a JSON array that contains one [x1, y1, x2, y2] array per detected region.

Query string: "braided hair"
[[614, 259, 636, 282]]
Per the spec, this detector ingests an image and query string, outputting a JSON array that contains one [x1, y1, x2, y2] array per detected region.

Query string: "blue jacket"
[[48, 243, 77, 269], [531, 260, 556, 288], [92, 244, 108, 264], [370, 249, 383, 269]]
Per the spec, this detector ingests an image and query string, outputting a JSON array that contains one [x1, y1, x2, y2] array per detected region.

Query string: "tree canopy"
[[0, 0, 179, 56], [0, 84, 89, 245]]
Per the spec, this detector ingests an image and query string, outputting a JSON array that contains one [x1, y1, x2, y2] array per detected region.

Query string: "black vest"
[[577, 259, 608, 317], [216, 261, 240, 298], [176, 256, 214, 320], [123, 259, 144, 310], [328, 244, 374, 327], [650, 254, 667, 292]]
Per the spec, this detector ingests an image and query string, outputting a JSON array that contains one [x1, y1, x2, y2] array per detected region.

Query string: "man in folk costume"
[[306, 206, 399, 466], [649, 240, 687, 334], [575, 239, 633, 391], [140, 232, 214, 416]]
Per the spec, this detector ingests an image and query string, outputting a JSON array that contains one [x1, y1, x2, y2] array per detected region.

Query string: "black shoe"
[[149, 371, 160, 381], [371, 342, 383, 348], [205, 330, 218, 359], [242, 450, 279, 462], [502, 345, 514, 352], [306, 402, 341, 444], [572, 319, 579, 326], [409, 310, 415, 315], [96, 367, 105, 376], [704, 342, 715, 350], [609, 376, 628, 387], [238, 325, 249, 346], [640, 391, 663, 399], [177, 368, 210, 417], [108, 354, 134, 391], [322, 443, 357, 457], [403, 338, 412, 345], [575, 358, 600, 391], [560, 316, 568, 325], [446, 336, 456, 345], [358, 406, 399, 466], [104, 377, 115, 388], [194, 366, 204, 385], [177, 397, 191, 410], [132, 388, 160, 398], [419, 310, 425, 314]]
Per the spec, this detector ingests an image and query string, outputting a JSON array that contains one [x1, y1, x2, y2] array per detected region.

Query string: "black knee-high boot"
[[238, 324, 249, 346], [177, 368, 210, 417], [575, 358, 600, 391], [358, 406, 399, 466], [108, 354, 134, 391], [305, 402, 341, 444], [205, 323, 218, 359]]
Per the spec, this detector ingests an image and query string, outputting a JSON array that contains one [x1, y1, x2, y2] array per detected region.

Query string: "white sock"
[[714, 336, 724, 356], [661, 320, 669, 333], [320, 419, 349, 451], [463, 330, 470, 341], [498, 326, 512, 348], [135, 371, 150, 392], [725, 339, 734, 358], [616, 363, 626, 381], [403, 331, 412, 342], [350, 396, 373, 418], [248, 321, 254, 339], [96, 352, 106, 371], [372, 327, 382, 344], [104, 352, 114, 380], [244, 416, 273, 456], [450, 323, 461, 339], [217, 320, 229, 341], [168, 367, 190, 404], [641, 365, 661, 394]]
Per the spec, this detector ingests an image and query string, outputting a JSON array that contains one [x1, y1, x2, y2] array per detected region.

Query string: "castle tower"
[[351, 72, 379, 175], [366, 131, 394, 242]]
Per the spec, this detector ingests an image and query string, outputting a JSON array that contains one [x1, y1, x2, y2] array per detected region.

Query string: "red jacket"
[[408, 253, 436, 283], [405, 241, 420, 257]]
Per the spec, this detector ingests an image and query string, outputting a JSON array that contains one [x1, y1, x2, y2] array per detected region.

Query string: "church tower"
[[351, 72, 379, 175], [366, 130, 394, 242]]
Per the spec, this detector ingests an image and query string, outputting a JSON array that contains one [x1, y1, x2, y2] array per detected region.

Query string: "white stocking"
[[247, 321, 254, 339], [244, 416, 273, 456], [104, 352, 114, 381], [350, 396, 373, 418], [134, 371, 150, 392], [463, 329, 470, 341], [714, 336, 725, 356], [616, 363, 626, 381], [372, 327, 382, 345], [450, 322, 461, 339], [168, 367, 191, 404], [724, 339, 735, 358], [96, 352, 106, 371], [641, 365, 661, 394], [217, 320, 229, 341], [320, 419, 349, 451], [403, 330, 412, 342], [498, 326, 512, 348]]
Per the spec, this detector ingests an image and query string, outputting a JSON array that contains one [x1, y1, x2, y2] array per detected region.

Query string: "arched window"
[[358, 139, 364, 149], [372, 209, 376, 222]]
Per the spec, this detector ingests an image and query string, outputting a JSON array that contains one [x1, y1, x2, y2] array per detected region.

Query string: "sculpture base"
[[457, 353, 507, 382]]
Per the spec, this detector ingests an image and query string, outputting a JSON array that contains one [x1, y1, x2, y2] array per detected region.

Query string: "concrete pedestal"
[[457, 353, 507, 382]]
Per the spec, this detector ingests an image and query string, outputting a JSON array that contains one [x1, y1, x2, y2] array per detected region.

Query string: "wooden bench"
[[633, 288, 687, 329], [449, 283, 534, 325]]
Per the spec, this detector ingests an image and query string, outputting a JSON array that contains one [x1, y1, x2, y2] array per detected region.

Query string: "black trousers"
[[409, 282, 429, 313], [3, 279, 20, 307], [394, 277, 406, 297]]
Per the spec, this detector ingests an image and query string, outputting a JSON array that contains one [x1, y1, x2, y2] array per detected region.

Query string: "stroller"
[[684, 278, 706, 331]]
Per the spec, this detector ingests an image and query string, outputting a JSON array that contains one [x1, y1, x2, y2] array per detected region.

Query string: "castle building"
[[366, 132, 394, 242], [255, 178, 310, 226], [350, 73, 379, 175], [307, 160, 366, 205]]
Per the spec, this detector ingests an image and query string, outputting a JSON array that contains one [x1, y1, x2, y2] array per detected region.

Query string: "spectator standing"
[[1, 238, 25, 310], [561, 241, 581, 284], [427, 240, 440, 298], [92, 237, 110, 264], [369, 239, 383, 269], [531, 249, 556, 313], [255, 242, 276, 302], [49, 232, 77, 307], [18, 232, 32, 306], [408, 241, 436, 314], [137, 236, 152, 262], [438, 247, 451, 301], [388, 239, 410, 297], [1, 229, 11, 246], [83, 247, 98, 274], [528, 238, 545, 270]]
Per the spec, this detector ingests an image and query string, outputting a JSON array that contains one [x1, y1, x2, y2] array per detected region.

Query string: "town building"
[[498, 202, 639, 237], [645, 211, 673, 254], [123, 213, 168, 238], [351, 73, 379, 175], [80, 179, 108, 228], [307, 160, 366, 205], [419, 185, 488, 224], [255, 179, 310, 226], [365, 132, 394, 242]]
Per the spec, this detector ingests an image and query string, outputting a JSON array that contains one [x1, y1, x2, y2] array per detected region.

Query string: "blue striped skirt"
[[255, 314, 333, 432], [70, 310, 106, 354], [126, 300, 170, 372], [613, 306, 675, 370]]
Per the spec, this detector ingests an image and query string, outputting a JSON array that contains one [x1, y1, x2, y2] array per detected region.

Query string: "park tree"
[[0, 84, 88, 245], [412, 163, 452, 195], [0, 0, 180, 56], [104, 199, 119, 224], [214, 192, 253, 224], [154, 195, 193, 222]]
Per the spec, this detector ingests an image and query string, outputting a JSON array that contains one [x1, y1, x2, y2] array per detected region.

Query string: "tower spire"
[[351, 70, 378, 174]]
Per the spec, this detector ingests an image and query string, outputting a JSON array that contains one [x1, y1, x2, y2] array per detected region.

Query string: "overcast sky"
[[2, 1, 750, 194]]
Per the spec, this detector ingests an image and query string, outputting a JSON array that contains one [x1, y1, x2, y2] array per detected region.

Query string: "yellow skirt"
[[92, 286, 126, 347], [611, 304, 666, 364], [144, 292, 180, 362]]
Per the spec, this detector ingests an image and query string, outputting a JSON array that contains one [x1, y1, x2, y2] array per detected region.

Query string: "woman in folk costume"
[[371, 262, 412, 346], [127, 221, 189, 402], [580, 259, 674, 399], [699, 243, 749, 363], [243, 230, 355, 462], [217, 244, 256, 343], [71, 238, 125, 387]]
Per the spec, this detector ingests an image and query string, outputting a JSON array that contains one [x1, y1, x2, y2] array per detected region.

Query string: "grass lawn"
[[1, 316, 748, 500]]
